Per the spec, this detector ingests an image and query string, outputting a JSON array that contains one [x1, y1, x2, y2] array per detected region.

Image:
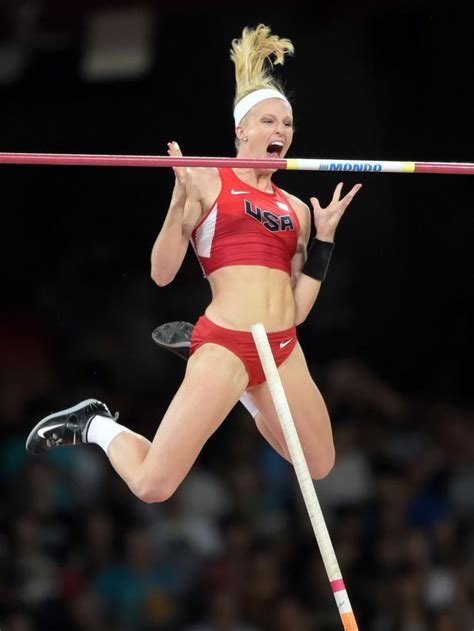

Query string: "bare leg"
[[107, 343, 249, 502], [248, 343, 334, 480], [254, 412, 291, 462]]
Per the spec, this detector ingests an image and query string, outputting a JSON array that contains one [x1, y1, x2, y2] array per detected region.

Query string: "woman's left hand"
[[310, 182, 362, 241]]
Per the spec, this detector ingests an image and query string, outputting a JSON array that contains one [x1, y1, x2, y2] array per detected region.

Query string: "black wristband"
[[302, 238, 334, 281]]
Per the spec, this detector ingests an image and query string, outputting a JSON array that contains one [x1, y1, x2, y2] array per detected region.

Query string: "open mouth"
[[266, 142, 284, 158]]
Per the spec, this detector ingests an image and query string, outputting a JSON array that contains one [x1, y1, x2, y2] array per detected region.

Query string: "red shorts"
[[190, 315, 297, 388]]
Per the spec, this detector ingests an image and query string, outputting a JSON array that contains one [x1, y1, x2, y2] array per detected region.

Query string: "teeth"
[[271, 141, 284, 147]]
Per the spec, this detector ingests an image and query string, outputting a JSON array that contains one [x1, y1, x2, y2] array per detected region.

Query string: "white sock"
[[86, 415, 131, 455], [239, 392, 259, 418]]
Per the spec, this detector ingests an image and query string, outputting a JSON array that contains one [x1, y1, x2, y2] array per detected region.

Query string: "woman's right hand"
[[168, 141, 187, 203]]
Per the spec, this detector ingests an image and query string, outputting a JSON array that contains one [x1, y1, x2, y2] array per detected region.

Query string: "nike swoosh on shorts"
[[279, 338, 293, 348]]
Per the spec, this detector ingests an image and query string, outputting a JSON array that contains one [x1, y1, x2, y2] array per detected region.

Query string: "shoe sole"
[[151, 322, 193, 349], [25, 398, 101, 452]]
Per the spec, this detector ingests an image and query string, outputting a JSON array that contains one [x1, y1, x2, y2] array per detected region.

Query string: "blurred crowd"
[[1, 270, 473, 631]]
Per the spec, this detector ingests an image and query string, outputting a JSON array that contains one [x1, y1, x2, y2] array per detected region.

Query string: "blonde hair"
[[230, 24, 294, 108]]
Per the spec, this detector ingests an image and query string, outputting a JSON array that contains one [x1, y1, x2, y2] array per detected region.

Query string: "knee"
[[309, 445, 335, 481], [133, 474, 177, 504]]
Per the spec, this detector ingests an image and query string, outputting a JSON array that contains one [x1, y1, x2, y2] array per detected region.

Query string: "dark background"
[[1, 1, 473, 395], [1, 2, 473, 630]]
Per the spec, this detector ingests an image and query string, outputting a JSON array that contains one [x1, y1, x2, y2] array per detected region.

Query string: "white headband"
[[233, 88, 291, 126]]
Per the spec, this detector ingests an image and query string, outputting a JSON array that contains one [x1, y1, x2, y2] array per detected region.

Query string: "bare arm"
[[150, 143, 202, 286], [288, 198, 322, 325], [293, 275, 323, 326], [291, 182, 362, 325]]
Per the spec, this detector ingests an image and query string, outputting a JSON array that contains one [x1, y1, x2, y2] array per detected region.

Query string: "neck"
[[233, 165, 275, 193]]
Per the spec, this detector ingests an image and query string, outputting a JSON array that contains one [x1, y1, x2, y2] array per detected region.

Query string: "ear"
[[235, 126, 247, 142]]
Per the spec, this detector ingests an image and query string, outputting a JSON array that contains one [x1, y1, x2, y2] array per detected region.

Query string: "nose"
[[275, 121, 288, 136]]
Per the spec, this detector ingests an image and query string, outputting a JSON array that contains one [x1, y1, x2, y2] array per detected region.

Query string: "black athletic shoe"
[[151, 321, 194, 361], [26, 398, 117, 456]]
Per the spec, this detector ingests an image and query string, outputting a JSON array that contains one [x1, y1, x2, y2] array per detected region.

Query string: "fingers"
[[332, 182, 362, 206], [341, 183, 362, 207], [167, 140, 183, 157], [313, 183, 362, 212], [167, 141, 186, 182], [332, 182, 344, 203], [309, 196, 321, 211]]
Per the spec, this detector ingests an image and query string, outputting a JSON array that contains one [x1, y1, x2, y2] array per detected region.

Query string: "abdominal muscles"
[[205, 265, 296, 332]]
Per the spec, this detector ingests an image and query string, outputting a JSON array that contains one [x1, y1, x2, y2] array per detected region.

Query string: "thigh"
[[248, 343, 335, 479], [143, 343, 249, 489]]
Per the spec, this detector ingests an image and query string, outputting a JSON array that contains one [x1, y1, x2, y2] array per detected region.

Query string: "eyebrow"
[[261, 113, 294, 122]]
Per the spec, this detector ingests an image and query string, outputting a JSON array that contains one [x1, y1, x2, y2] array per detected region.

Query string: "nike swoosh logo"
[[38, 423, 64, 439], [230, 189, 250, 195], [279, 338, 293, 348]]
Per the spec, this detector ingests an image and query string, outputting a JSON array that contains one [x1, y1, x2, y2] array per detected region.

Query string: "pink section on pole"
[[330, 578, 345, 593]]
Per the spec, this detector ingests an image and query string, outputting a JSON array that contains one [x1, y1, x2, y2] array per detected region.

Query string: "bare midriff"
[[205, 265, 295, 332]]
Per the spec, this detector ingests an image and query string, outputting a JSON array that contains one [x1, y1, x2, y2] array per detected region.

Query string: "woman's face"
[[237, 98, 294, 160]]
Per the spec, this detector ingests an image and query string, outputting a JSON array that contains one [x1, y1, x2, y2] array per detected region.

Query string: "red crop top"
[[191, 168, 300, 277]]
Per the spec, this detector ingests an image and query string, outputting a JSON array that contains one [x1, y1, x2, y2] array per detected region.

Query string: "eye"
[[285, 122, 293, 127]]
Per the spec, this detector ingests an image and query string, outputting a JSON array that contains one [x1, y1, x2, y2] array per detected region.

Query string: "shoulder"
[[187, 167, 220, 200], [189, 167, 219, 185], [280, 189, 311, 229]]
